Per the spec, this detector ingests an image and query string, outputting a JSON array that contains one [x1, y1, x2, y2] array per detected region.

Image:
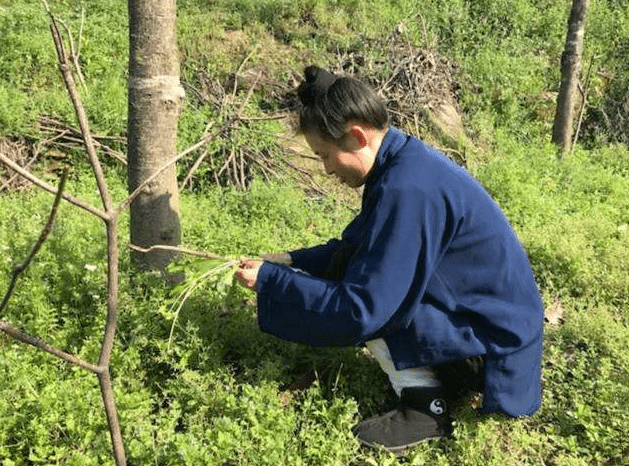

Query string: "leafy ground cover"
[[1, 0, 629, 465]]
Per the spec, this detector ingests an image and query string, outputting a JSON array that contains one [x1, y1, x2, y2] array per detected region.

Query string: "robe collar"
[[364, 127, 407, 188]]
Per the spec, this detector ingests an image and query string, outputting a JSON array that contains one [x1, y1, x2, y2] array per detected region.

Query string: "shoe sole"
[[357, 433, 449, 456]]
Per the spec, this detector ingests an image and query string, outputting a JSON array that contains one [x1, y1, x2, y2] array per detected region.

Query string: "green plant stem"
[[167, 260, 238, 350]]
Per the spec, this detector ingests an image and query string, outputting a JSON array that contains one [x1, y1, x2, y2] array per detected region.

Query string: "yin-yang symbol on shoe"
[[430, 399, 446, 415]]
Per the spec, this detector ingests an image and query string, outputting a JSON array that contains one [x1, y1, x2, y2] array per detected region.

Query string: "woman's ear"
[[348, 125, 368, 149]]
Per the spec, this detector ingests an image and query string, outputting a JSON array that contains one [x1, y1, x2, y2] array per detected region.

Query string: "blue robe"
[[256, 128, 544, 417]]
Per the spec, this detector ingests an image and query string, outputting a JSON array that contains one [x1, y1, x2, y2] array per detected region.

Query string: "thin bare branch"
[[57, 17, 87, 90], [283, 146, 319, 161], [38, 115, 127, 164], [0, 145, 40, 192], [49, 16, 114, 214], [77, 6, 86, 80], [117, 147, 191, 215], [571, 54, 595, 155], [0, 152, 107, 220], [129, 243, 228, 260], [180, 150, 209, 190], [41, 0, 51, 15], [179, 122, 216, 190], [231, 48, 257, 101], [231, 148, 239, 187], [239, 147, 246, 188], [236, 72, 261, 118], [209, 153, 220, 186], [217, 148, 236, 180], [0, 320, 102, 373], [0, 168, 68, 315], [278, 154, 327, 197], [237, 112, 290, 121], [180, 132, 216, 159]]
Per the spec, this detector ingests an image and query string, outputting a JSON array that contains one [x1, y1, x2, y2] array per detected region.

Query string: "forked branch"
[[0, 4, 128, 465]]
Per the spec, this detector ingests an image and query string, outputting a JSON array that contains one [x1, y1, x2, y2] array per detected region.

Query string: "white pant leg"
[[365, 338, 441, 397]]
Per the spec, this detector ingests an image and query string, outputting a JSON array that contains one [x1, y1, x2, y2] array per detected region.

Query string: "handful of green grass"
[[166, 256, 239, 349]]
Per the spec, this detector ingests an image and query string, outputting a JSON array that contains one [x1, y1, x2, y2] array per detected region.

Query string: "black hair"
[[297, 66, 388, 143]]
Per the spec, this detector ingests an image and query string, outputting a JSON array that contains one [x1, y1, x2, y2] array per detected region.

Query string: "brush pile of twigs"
[[0, 116, 128, 192], [2, 27, 463, 193], [37, 115, 127, 164], [176, 67, 326, 194], [329, 28, 462, 137], [179, 27, 464, 191], [0, 137, 33, 192], [582, 84, 629, 147]]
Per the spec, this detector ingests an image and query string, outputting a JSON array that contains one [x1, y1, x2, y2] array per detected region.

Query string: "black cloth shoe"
[[352, 387, 453, 454]]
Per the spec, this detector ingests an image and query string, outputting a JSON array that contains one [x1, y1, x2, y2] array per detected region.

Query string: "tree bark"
[[127, 0, 183, 270], [552, 0, 588, 156]]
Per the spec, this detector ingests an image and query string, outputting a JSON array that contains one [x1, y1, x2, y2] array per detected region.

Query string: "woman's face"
[[304, 131, 374, 188]]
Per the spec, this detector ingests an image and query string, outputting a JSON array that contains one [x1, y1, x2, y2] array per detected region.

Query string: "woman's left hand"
[[234, 258, 262, 290]]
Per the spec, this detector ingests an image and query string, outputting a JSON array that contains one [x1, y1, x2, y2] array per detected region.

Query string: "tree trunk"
[[552, 0, 588, 156], [127, 0, 183, 270]]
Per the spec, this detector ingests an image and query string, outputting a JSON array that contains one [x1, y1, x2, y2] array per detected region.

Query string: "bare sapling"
[[0, 4, 192, 464]]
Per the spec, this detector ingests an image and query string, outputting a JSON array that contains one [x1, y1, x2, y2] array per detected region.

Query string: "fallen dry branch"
[[177, 67, 329, 192], [177, 31, 465, 191], [330, 33, 462, 142]]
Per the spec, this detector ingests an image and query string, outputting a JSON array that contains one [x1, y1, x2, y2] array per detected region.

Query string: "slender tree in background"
[[127, 0, 183, 270], [552, 0, 589, 157]]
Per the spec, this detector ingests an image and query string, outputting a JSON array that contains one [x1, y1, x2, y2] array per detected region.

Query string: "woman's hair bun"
[[297, 65, 337, 106]]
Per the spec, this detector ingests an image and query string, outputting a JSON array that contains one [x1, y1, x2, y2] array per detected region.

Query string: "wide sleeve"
[[288, 240, 344, 278], [256, 184, 447, 347], [288, 213, 363, 277]]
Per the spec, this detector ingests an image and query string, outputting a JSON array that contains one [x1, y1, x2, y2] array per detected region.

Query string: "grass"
[[1, 0, 629, 465]]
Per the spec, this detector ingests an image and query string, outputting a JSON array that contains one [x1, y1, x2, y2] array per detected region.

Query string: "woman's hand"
[[234, 258, 262, 290]]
